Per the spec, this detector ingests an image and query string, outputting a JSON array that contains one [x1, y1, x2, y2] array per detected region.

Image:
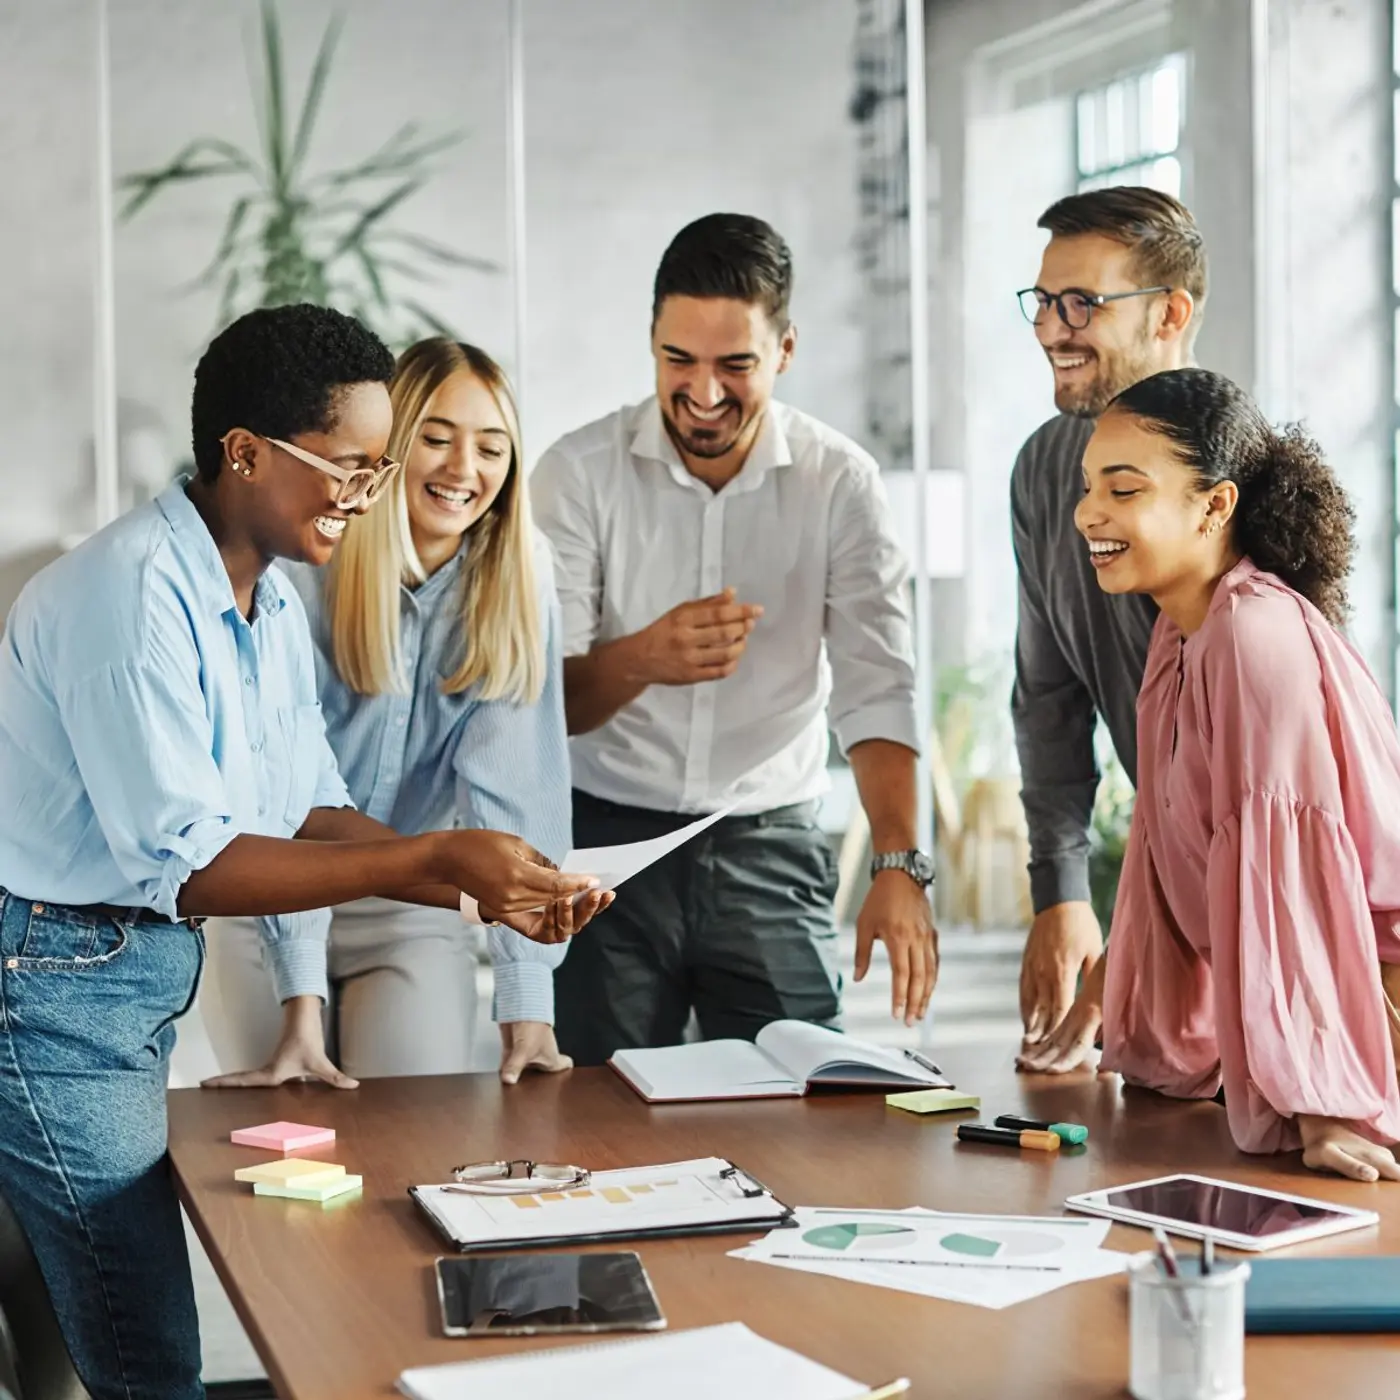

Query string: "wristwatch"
[[870, 849, 936, 888]]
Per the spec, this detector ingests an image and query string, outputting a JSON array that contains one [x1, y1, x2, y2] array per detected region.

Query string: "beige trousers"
[[199, 898, 481, 1079]]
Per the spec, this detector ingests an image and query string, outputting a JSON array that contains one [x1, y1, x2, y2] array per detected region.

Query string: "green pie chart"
[[802, 1222, 918, 1251]]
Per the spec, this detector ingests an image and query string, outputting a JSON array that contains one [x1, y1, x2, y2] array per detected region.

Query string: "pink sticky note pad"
[[230, 1121, 336, 1154]]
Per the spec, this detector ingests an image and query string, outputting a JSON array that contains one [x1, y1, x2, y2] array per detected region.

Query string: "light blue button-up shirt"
[[0, 479, 351, 1001], [279, 528, 572, 1024]]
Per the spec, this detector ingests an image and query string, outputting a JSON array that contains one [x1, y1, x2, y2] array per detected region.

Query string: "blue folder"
[[1245, 1257, 1400, 1333]]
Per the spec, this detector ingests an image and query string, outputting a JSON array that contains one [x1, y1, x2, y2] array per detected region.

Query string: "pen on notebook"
[[902, 1048, 942, 1075]]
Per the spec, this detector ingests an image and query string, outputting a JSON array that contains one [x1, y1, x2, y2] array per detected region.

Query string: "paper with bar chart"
[[731, 1208, 1128, 1310], [411, 1157, 791, 1251]]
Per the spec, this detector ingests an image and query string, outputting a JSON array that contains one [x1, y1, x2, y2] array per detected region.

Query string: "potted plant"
[[117, 0, 497, 346]]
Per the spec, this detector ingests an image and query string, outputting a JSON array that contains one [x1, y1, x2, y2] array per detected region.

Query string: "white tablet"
[[1064, 1173, 1379, 1252]]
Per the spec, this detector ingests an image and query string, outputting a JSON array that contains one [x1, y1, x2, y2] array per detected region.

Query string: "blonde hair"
[[324, 338, 543, 703]]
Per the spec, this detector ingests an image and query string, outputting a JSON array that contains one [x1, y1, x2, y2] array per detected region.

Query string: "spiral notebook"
[[396, 1322, 866, 1400]]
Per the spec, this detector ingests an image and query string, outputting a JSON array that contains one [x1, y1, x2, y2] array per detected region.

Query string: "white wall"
[[0, 0, 865, 579], [518, 0, 864, 460]]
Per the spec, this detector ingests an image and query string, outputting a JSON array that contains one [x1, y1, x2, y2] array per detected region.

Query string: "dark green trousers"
[[554, 790, 842, 1067]]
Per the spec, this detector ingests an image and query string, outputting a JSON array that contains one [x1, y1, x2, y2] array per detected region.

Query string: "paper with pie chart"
[[732, 1208, 1128, 1310]]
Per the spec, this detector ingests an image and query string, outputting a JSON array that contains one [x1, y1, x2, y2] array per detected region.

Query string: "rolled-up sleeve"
[[530, 445, 602, 658], [824, 461, 920, 756], [56, 637, 239, 921], [454, 540, 573, 1023]]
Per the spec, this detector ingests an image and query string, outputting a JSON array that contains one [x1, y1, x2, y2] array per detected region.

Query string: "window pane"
[[1150, 61, 1181, 155], [1077, 90, 1097, 173]]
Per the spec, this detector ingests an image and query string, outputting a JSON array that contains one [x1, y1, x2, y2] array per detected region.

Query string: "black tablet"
[[435, 1251, 666, 1338]]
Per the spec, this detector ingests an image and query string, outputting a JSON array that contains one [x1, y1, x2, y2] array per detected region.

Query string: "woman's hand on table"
[[1298, 1116, 1400, 1182], [200, 995, 359, 1091]]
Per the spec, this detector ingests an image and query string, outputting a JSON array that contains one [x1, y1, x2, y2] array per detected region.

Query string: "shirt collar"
[[629, 397, 794, 489], [154, 476, 288, 621], [406, 541, 466, 606]]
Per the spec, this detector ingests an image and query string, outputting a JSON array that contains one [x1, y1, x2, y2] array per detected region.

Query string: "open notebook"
[[396, 1322, 868, 1400], [609, 1020, 950, 1103]]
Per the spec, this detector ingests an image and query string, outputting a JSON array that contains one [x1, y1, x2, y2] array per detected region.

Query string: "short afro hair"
[[190, 304, 395, 480]]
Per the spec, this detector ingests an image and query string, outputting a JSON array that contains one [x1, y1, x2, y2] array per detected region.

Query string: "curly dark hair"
[[190, 304, 395, 480], [652, 213, 793, 328], [1109, 368, 1355, 626]]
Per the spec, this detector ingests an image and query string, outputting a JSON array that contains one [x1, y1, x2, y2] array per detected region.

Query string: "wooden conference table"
[[168, 1048, 1400, 1399]]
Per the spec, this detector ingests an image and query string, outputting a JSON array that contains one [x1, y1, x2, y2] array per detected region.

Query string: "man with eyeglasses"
[[1010, 187, 1207, 1073]]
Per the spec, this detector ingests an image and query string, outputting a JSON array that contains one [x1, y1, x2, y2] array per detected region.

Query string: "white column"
[[93, 0, 120, 529], [905, 0, 933, 856], [506, 0, 529, 447]]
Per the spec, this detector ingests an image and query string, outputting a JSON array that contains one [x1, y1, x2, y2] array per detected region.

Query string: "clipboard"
[[410, 1156, 795, 1254]]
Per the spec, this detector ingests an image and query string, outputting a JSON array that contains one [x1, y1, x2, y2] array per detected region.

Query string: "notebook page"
[[396, 1321, 862, 1400], [757, 1020, 946, 1087], [611, 1038, 798, 1099]]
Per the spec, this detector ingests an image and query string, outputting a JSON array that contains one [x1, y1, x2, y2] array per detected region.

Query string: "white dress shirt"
[[531, 397, 919, 816]]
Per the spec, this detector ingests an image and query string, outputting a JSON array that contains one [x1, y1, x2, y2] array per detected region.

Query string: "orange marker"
[[956, 1123, 1061, 1152]]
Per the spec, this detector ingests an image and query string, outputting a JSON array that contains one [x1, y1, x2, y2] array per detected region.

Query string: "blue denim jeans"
[[0, 891, 205, 1400]]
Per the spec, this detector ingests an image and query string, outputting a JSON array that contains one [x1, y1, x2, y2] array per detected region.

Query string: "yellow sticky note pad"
[[253, 1174, 363, 1203], [234, 1160, 346, 1188], [886, 1088, 981, 1115]]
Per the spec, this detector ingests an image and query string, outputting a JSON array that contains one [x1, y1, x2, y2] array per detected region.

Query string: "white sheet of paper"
[[732, 1208, 1126, 1310], [562, 805, 734, 891], [396, 1322, 863, 1400]]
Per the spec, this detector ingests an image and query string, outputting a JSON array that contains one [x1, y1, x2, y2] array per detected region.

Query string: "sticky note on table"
[[254, 1174, 363, 1203], [230, 1121, 336, 1153], [235, 1160, 346, 1188], [886, 1088, 982, 1115]]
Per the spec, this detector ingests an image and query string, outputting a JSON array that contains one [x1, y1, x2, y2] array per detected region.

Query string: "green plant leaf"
[[331, 179, 423, 255], [314, 127, 465, 189], [116, 138, 259, 220], [257, 0, 289, 196], [290, 10, 344, 179], [376, 229, 501, 272]]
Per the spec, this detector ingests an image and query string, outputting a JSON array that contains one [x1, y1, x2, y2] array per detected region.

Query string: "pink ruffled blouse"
[[1101, 559, 1400, 1153]]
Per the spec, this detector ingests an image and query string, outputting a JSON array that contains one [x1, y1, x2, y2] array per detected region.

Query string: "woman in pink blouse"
[[1018, 367, 1400, 1181]]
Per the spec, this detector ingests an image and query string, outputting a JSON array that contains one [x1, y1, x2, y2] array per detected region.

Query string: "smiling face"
[[1075, 408, 1237, 602], [1034, 233, 1181, 418], [652, 295, 794, 467], [225, 380, 394, 568], [402, 369, 514, 571]]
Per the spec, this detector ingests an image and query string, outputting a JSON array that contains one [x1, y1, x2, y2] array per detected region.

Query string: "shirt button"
[[396, 716, 407, 727], [244, 676, 254, 687], [250, 740, 263, 753]]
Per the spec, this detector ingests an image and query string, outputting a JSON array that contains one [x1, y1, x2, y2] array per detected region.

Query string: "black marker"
[[956, 1123, 1060, 1152], [994, 1114, 1089, 1146]]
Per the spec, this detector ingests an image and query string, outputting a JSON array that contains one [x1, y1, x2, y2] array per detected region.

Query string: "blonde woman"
[[201, 338, 574, 1086]]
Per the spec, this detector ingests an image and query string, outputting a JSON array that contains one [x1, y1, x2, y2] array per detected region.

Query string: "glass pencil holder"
[[1128, 1250, 1250, 1400]]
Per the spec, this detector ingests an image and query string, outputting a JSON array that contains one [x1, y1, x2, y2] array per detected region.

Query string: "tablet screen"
[[437, 1251, 664, 1337], [1099, 1176, 1352, 1239]]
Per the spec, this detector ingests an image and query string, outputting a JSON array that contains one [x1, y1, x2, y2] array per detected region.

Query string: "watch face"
[[912, 852, 936, 883]]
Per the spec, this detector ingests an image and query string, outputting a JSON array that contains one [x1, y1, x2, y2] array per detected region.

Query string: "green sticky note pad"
[[886, 1088, 981, 1115], [254, 1174, 363, 1203]]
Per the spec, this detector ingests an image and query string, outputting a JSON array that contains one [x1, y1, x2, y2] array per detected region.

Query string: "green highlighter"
[[994, 1114, 1089, 1146]]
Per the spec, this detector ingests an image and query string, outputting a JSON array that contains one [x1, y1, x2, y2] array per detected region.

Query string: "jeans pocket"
[[14, 906, 129, 969]]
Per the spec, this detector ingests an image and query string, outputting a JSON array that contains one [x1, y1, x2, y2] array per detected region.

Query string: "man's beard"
[[1055, 339, 1160, 419], [662, 398, 748, 459]]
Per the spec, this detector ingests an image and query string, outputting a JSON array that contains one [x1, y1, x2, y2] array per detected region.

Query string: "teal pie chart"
[[802, 1222, 919, 1251]]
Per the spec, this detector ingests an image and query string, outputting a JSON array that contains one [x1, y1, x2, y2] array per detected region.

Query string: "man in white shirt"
[[532, 213, 938, 1065]]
